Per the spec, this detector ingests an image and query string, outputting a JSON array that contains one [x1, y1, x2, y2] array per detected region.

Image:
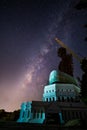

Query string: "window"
[[41, 110, 43, 118], [76, 111, 79, 118], [79, 111, 82, 119], [57, 89, 59, 92], [37, 111, 39, 118], [52, 90, 54, 92], [53, 97, 55, 101], [66, 89, 68, 92], [62, 97, 64, 101], [58, 97, 60, 101], [67, 97, 70, 102], [49, 90, 51, 93], [49, 98, 51, 101], [33, 110, 36, 118], [46, 98, 48, 102], [71, 97, 73, 102]]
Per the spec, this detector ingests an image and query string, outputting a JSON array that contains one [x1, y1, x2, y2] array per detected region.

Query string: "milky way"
[[0, 0, 87, 111]]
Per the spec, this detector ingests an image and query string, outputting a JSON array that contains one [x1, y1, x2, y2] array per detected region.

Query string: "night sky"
[[0, 0, 87, 112]]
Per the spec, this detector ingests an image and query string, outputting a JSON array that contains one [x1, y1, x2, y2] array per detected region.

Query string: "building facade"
[[17, 70, 87, 124]]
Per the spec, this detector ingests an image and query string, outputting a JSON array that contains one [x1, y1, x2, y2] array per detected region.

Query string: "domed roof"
[[49, 70, 79, 87]]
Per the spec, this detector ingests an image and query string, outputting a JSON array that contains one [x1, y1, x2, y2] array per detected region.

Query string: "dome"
[[49, 70, 59, 84], [49, 70, 79, 87]]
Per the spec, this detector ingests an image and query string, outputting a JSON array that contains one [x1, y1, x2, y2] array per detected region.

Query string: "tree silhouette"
[[75, 0, 87, 10], [75, 0, 87, 102], [75, 0, 87, 41], [0, 109, 20, 121], [80, 58, 87, 100]]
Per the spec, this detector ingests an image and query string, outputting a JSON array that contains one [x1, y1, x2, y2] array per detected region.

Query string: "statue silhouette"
[[57, 47, 73, 76]]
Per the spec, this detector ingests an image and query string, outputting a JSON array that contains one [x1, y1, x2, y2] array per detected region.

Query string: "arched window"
[[41, 110, 43, 118], [33, 110, 36, 118], [52, 90, 54, 92], [71, 97, 73, 102], [49, 98, 51, 101], [37, 110, 39, 118], [76, 111, 79, 118], [67, 97, 70, 102], [62, 97, 64, 102], [46, 98, 48, 102], [53, 97, 55, 101], [49, 90, 51, 93], [58, 97, 60, 101]]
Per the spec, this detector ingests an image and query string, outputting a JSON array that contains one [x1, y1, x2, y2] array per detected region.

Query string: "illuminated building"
[[17, 70, 87, 124]]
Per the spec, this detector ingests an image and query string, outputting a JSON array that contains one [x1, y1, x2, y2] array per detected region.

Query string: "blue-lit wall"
[[43, 83, 79, 102], [17, 101, 45, 123], [17, 70, 80, 124]]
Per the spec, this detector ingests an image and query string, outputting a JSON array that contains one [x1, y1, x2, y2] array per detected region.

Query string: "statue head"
[[57, 47, 66, 58]]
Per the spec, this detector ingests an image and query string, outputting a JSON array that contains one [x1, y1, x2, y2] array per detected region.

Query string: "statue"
[[57, 47, 73, 76]]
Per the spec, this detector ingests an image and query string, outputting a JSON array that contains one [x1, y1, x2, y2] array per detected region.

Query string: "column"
[[59, 112, 64, 124]]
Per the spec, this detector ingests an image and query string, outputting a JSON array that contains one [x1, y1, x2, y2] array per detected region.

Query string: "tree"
[[80, 58, 87, 100], [75, 0, 87, 10], [75, 0, 87, 102], [0, 109, 20, 121], [75, 0, 87, 41]]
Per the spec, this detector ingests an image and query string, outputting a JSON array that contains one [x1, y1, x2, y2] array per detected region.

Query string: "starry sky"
[[0, 0, 87, 112]]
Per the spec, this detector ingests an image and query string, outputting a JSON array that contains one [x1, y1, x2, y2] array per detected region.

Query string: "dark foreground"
[[0, 122, 87, 130]]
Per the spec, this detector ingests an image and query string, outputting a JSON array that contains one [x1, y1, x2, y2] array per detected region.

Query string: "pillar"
[[59, 112, 64, 124]]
